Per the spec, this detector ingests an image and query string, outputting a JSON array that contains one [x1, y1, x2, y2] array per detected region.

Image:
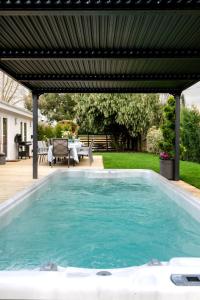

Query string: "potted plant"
[[62, 130, 72, 139], [159, 96, 175, 180]]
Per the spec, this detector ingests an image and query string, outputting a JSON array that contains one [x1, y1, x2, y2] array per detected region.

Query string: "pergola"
[[1, 1, 200, 180]]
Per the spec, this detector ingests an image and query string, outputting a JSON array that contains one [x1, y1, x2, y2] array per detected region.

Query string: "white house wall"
[[0, 105, 32, 160]]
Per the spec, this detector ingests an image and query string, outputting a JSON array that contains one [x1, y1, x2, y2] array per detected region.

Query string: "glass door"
[[3, 118, 7, 156]]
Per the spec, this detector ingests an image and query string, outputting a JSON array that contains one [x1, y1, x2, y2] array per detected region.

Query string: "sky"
[[182, 81, 200, 108]]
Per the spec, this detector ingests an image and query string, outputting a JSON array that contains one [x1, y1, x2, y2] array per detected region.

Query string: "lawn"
[[99, 152, 200, 189]]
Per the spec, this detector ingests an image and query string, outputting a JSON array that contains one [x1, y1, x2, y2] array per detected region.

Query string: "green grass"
[[180, 160, 200, 189], [98, 152, 200, 189]]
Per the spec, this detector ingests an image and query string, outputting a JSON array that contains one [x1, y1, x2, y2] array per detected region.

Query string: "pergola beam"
[[0, 0, 200, 11], [1, 48, 200, 60], [17, 73, 200, 82], [32, 87, 181, 94]]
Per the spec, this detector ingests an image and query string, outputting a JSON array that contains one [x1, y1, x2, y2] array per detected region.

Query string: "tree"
[[24, 93, 32, 111], [0, 72, 26, 105], [73, 93, 162, 150], [24, 93, 76, 122], [181, 106, 200, 162]]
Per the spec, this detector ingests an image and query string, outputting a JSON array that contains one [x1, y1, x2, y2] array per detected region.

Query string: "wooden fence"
[[79, 134, 147, 152], [79, 135, 115, 151]]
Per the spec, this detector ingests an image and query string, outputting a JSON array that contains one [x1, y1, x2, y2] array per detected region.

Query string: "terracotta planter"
[[160, 159, 174, 180]]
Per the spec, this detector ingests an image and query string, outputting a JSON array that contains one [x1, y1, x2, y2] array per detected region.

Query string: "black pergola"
[[1, 2, 200, 180]]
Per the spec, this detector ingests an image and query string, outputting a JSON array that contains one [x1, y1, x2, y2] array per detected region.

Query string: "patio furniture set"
[[38, 138, 93, 167]]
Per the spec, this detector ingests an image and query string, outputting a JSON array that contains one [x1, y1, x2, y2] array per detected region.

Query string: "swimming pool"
[[1, 169, 200, 300], [1, 169, 200, 271]]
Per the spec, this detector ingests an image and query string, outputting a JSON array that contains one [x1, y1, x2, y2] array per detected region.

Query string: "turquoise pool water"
[[0, 172, 200, 270]]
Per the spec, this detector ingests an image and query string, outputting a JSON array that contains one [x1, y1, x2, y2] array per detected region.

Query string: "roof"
[[0, 2, 200, 95], [0, 100, 33, 119]]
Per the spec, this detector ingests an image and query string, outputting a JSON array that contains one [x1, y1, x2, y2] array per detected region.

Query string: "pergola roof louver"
[[0, 2, 200, 94], [1, 1, 200, 179]]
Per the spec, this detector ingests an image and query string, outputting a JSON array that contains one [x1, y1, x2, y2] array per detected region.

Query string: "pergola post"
[[174, 94, 181, 181], [32, 93, 39, 179]]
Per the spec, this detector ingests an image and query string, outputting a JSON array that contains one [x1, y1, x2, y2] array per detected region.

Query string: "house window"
[[24, 123, 27, 142], [3, 118, 7, 156], [20, 122, 23, 139]]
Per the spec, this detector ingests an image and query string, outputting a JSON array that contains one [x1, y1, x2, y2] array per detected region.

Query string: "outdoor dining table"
[[48, 141, 83, 164]]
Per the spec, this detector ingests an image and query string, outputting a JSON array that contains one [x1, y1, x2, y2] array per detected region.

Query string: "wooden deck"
[[0, 156, 103, 203]]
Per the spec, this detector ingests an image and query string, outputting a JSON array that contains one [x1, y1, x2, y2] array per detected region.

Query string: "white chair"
[[78, 141, 93, 165], [38, 141, 48, 163]]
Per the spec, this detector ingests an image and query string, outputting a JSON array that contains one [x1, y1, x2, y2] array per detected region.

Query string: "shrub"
[[146, 126, 163, 154], [38, 120, 79, 141], [38, 123, 55, 141], [54, 120, 79, 138], [53, 123, 63, 138], [159, 96, 175, 158], [181, 107, 200, 163]]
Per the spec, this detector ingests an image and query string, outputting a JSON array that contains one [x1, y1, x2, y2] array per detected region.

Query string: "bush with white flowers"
[[146, 126, 163, 154]]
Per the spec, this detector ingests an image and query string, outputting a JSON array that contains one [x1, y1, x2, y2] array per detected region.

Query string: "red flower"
[[160, 152, 170, 160]]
